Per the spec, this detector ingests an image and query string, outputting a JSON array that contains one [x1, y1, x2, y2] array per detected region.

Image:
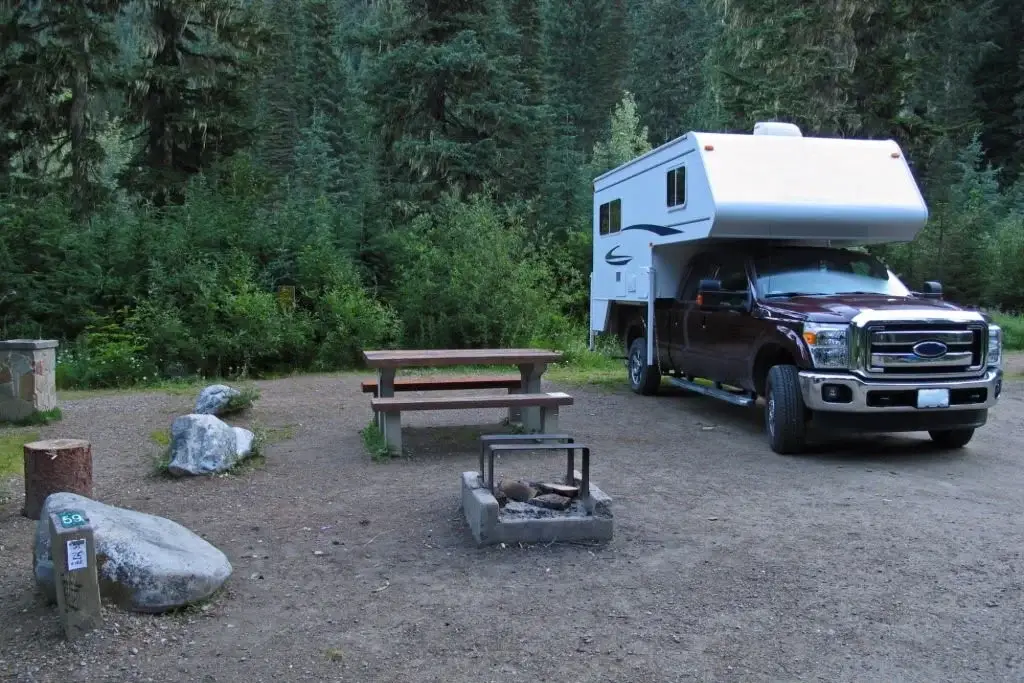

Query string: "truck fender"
[[749, 326, 810, 396]]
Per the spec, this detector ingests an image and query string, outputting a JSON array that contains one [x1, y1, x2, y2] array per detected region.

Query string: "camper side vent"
[[752, 121, 803, 137]]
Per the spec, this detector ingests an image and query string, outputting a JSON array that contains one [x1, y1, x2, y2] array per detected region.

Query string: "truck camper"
[[589, 121, 1003, 454]]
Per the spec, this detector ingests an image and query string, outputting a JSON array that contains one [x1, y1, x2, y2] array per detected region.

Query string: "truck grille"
[[859, 323, 986, 378]]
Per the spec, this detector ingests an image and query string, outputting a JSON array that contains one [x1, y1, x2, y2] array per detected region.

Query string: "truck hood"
[[759, 294, 979, 324]]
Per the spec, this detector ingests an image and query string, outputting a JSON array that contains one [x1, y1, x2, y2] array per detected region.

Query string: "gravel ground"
[[1, 362, 1023, 682]]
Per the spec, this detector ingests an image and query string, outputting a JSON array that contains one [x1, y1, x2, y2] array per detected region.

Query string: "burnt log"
[[22, 439, 93, 520]]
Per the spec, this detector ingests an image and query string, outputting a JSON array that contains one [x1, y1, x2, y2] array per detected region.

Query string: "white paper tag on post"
[[66, 539, 88, 571]]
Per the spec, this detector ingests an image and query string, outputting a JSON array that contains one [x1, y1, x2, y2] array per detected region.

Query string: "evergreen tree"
[[252, 0, 313, 174], [118, 0, 269, 204], [539, 0, 628, 152], [589, 91, 651, 178], [627, 0, 718, 144], [973, 0, 1024, 183], [357, 0, 542, 209], [0, 0, 127, 208]]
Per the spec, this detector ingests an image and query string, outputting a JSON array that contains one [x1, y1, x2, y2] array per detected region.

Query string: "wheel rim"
[[630, 348, 643, 385], [767, 393, 776, 437]]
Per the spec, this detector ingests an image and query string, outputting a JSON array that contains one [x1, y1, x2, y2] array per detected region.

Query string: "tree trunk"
[[22, 439, 93, 520]]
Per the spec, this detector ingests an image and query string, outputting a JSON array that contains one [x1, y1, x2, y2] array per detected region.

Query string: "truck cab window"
[[718, 259, 749, 292], [678, 253, 716, 300]]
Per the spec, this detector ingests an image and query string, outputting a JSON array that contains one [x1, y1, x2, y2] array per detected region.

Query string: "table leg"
[[518, 362, 545, 432], [507, 384, 521, 425], [376, 368, 396, 429]]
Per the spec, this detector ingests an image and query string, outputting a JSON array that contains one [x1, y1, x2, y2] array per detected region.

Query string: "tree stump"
[[22, 439, 93, 520]]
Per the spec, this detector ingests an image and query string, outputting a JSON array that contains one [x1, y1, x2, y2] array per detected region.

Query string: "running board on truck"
[[667, 377, 756, 407]]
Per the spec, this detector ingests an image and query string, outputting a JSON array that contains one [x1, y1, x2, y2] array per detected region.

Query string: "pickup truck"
[[624, 242, 1004, 453]]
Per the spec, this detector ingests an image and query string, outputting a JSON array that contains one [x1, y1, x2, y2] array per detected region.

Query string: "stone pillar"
[[0, 339, 58, 423], [47, 508, 103, 639], [23, 439, 93, 520]]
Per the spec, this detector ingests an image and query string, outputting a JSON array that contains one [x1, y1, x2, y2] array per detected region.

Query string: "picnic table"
[[362, 348, 569, 454]]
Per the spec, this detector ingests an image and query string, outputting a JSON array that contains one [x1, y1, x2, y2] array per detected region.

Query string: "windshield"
[[751, 248, 911, 298]]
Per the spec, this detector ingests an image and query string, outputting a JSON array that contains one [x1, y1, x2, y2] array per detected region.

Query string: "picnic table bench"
[[362, 348, 568, 454]]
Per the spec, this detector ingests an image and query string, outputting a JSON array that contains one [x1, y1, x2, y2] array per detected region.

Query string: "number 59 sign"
[[59, 511, 88, 529]]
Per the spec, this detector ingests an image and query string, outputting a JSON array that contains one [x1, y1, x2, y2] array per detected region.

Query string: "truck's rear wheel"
[[765, 364, 808, 454], [628, 337, 661, 395], [928, 428, 974, 449]]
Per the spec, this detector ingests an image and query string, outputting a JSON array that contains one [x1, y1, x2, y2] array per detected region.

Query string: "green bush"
[[993, 313, 1024, 351], [55, 316, 159, 389], [390, 194, 559, 349]]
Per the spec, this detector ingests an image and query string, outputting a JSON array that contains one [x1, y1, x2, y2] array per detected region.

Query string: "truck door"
[[701, 254, 758, 385], [674, 253, 717, 374]]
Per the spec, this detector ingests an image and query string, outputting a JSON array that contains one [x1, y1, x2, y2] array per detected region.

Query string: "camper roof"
[[595, 123, 929, 244]]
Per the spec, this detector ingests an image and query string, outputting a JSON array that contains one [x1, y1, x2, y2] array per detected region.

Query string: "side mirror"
[[920, 281, 943, 299]]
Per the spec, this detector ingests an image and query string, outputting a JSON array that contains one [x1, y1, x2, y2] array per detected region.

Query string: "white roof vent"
[[752, 121, 803, 137]]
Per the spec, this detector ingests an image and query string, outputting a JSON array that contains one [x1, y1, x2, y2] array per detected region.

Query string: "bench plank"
[[371, 392, 573, 413], [361, 375, 522, 393]]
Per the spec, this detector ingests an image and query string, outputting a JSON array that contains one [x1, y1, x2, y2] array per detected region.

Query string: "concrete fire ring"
[[460, 470, 613, 547]]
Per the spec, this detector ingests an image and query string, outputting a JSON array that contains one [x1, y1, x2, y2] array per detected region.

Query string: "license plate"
[[917, 388, 950, 409]]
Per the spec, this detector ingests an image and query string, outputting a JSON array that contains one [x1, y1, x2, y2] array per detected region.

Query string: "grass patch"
[[58, 376, 248, 401], [360, 419, 392, 461], [0, 429, 40, 502], [0, 407, 62, 427], [0, 430, 39, 477], [220, 385, 261, 415], [992, 313, 1024, 351], [263, 423, 297, 444], [150, 428, 171, 447]]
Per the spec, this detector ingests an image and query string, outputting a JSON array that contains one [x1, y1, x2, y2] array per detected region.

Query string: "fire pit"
[[460, 435, 613, 546]]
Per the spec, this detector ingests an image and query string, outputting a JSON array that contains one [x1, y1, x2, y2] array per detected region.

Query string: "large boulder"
[[34, 492, 232, 613], [194, 384, 241, 416], [167, 414, 255, 476]]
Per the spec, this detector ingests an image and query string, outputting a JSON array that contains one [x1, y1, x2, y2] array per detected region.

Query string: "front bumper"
[[798, 368, 1002, 413], [798, 368, 1002, 433]]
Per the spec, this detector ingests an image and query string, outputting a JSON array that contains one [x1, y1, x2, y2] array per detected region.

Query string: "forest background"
[[3, 0, 1024, 389]]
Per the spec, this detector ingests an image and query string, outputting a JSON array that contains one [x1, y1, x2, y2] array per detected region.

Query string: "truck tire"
[[928, 428, 974, 449], [627, 337, 661, 395], [765, 364, 807, 454]]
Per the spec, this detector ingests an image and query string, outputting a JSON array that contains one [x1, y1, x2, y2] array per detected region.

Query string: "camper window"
[[667, 166, 686, 207], [599, 198, 622, 235]]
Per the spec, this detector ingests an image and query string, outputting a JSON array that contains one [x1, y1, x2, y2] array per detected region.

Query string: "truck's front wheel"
[[765, 364, 808, 454], [928, 428, 974, 449], [627, 337, 661, 395]]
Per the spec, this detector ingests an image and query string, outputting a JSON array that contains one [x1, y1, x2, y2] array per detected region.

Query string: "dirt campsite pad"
[[2, 368, 1024, 682]]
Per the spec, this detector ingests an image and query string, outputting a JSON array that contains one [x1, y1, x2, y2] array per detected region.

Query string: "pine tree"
[[590, 91, 651, 176], [539, 0, 629, 153], [357, 0, 543, 208], [252, 0, 313, 174], [627, 0, 718, 144], [0, 0, 127, 208], [974, 0, 1024, 183], [119, 0, 269, 204]]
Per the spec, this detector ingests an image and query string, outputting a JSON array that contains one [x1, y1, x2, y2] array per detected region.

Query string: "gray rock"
[[194, 384, 240, 415], [498, 480, 536, 503], [34, 492, 232, 613], [167, 414, 254, 476]]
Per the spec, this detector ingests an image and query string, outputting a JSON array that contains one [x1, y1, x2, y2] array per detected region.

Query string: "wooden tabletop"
[[362, 348, 563, 368]]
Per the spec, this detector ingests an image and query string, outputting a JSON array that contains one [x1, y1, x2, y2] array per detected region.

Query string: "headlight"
[[988, 324, 1002, 368], [802, 322, 849, 369]]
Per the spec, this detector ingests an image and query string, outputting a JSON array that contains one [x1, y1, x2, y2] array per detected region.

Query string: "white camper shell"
[[588, 122, 929, 346]]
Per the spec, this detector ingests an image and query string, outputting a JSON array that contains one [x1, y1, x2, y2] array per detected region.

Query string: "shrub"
[[390, 194, 559, 349]]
